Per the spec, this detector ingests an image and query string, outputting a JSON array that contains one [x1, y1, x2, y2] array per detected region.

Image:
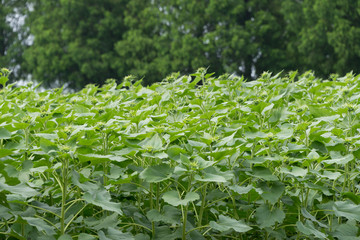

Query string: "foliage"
[[2, 0, 359, 88], [1, 68, 360, 239], [282, 0, 360, 76]]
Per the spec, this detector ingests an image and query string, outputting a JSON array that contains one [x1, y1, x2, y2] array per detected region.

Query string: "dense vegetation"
[[1, 0, 360, 88], [1, 67, 360, 239]]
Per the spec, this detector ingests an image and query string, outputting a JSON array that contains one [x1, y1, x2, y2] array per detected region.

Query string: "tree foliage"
[[1, 0, 360, 88]]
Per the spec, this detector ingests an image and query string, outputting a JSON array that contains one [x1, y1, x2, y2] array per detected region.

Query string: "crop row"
[[0, 68, 360, 239]]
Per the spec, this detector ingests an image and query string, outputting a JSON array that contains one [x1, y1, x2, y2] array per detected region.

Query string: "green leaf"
[[83, 189, 122, 215], [58, 234, 72, 240], [250, 166, 278, 181], [276, 124, 294, 140], [333, 223, 359, 240], [195, 167, 233, 182], [78, 233, 97, 240], [187, 140, 207, 148], [139, 164, 173, 183], [259, 181, 285, 204], [296, 220, 327, 239], [0, 76, 8, 86], [139, 134, 163, 150], [78, 154, 127, 164], [209, 215, 252, 233], [84, 213, 119, 231], [308, 105, 335, 118], [323, 153, 354, 165], [34, 133, 58, 140], [0, 128, 11, 139], [146, 206, 180, 225], [214, 132, 236, 147], [23, 216, 56, 235], [39, 138, 58, 153], [106, 227, 135, 240], [0, 182, 38, 198], [228, 185, 253, 195], [333, 201, 360, 221], [342, 192, 360, 205], [255, 204, 285, 228], [0, 149, 14, 158], [301, 208, 328, 228], [167, 145, 186, 160], [162, 191, 199, 206]]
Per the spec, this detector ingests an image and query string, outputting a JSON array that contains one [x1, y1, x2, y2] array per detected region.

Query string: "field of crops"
[[1, 68, 360, 239]]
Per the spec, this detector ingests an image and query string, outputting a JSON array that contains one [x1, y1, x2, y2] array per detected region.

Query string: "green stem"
[[182, 205, 188, 240], [60, 157, 68, 235], [156, 183, 160, 211], [198, 184, 207, 227]]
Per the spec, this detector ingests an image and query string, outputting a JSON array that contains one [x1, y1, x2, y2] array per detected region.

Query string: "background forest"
[[1, 0, 360, 89]]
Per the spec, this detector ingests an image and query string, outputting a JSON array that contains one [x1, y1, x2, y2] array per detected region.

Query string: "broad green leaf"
[[187, 140, 207, 148], [146, 206, 180, 225], [296, 220, 327, 239], [228, 185, 253, 195], [78, 233, 97, 240], [83, 189, 122, 215], [291, 166, 308, 177], [40, 138, 58, 153], [214, 132, 236, 147], [139, 134, 163, 150], [106, 227, 135, 240], [34, 133, 58, 140], [323, 153, 354, 165], [261, 103, 274, 115], [0, 182, 38, 198], [308, 105, 335, 118], [318, 170, 341, 180], [333, 201, 360, 221], [0, 149, 14, 158], [259, 181, 285, 204], [210, 215, 252, 233], [333, 224, 359, 240], [195, 166, 233, 182], [23, 216, 56, 235], [134, 234, 150, 240], [255, 204, 285, 228], [0, 76, 8, 86], [78, 154, 127, 164], [301, 208, 328, 228], [250, 166, 278, 181], [305, 182, 332, 196], [276, 124, 294, 140], [244, 131, 267, 139], [280, 166, 308, 177], [307, 149, 320, 160], [58, 235, 72, 240], [167, 145, 186, 160], [162, 191, 199, 206], [342, 192, 360, 205], [84, 213, 119, 231], [0, 128, 11, 139], [139, 164, 173, 183]]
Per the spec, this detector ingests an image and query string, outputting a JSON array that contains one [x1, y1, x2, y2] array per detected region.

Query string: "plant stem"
[[60, 157, 68, 235], [198, 184, 207, 227], [182, 205, 188, 240]]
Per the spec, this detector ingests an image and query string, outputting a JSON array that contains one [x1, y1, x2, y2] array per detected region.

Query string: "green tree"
[[0, 0, 17, 69], [282, 0, 360, 77], [113, 0, 171, 85], [22, 0, 127, 89], [20, 0, 288, 87]]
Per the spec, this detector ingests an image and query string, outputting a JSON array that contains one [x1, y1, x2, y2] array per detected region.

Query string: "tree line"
[[1, 0, 359, 89]]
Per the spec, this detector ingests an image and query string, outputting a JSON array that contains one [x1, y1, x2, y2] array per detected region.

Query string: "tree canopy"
[[2, 0, 360, 88]]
